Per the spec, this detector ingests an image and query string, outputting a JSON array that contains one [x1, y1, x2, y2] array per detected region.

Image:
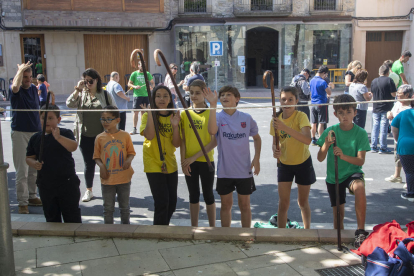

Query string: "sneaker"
[[379, 148, 393, 154], [28, 197, 42, 206], [82, 190, 94, 202], [401, 193, 414, 202], [311, 138, 318, 146], [129, 128, 138, 135], [403, 183, 407, 189], [370, 147, 379, 153], [384, 175, 403, 183], [354, 229, 369, 249], [18, 205, 29, 214]]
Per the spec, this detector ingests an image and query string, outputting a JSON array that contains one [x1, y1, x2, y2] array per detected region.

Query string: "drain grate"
[[315, 264, 365, 276]]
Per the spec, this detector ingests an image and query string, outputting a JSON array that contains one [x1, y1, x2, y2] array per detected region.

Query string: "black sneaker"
[[312, 138, 318, 146], [401, 193, 414, 202], [354, 229, 369, 249]]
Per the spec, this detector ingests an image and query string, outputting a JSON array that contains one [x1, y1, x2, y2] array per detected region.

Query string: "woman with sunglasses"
[[66, 68, 116, 202], [164, 63, 184, 108]]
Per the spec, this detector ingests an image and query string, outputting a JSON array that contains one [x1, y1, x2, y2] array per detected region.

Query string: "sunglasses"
[[84, 79, 94, 85], [100, 118, 117, 123], [171, 67, 178, 70]]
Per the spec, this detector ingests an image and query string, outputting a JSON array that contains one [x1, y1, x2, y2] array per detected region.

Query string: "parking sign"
[[209, 41, 223, 56]]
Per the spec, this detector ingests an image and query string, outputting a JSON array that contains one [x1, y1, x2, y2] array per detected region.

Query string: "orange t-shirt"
[[93, 130, 136, 185]]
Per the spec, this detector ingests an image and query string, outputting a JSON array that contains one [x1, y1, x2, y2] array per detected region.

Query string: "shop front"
[[174, 23, 352, 91]]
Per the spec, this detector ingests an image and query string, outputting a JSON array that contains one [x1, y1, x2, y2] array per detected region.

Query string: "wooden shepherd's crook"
[[329, 130, 342, 251], [37, 92, 51, 180], [263, 70, 280, 166], [154, 49, 214, 172], [130, 49, 168, 173]]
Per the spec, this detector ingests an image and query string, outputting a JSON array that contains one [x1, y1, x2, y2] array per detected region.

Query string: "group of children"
[[25, 79, 371, 248]]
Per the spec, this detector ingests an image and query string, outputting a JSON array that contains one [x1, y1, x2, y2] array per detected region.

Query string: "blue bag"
[[393, 238, 414, 275], [365, 247, 403, 276]]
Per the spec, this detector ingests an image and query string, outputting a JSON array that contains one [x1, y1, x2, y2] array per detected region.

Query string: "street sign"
[[214, 60, 220, 67], [209, 41, 223, 56]]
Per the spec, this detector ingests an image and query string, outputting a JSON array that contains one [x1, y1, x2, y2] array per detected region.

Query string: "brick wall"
[[1, 0, 23, 27]]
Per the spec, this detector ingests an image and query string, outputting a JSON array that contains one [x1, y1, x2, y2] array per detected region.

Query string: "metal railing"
[[312, 68, 346, 84], [184, 0, 207, 13], [314, 0, 337, 11], [234, 0, 292, 15]]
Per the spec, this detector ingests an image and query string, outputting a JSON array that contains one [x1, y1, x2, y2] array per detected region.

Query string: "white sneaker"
[[384, 175, 402, 183], [403, 184, 407, 189], [82, 190, 93, 202]]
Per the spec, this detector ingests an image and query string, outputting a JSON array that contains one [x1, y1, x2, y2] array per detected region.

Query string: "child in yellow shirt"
[[270, 86, 316, 229]]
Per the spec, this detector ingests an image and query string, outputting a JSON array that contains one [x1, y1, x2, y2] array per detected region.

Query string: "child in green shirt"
[[317, 94, 371, 248]]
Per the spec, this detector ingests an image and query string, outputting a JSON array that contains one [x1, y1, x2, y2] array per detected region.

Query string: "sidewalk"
[[8, 214, 366, 276]]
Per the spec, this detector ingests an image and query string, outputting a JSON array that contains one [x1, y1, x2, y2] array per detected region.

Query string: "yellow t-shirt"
[[180, 110, 214, 162], [269, 110, 311, 165], [93, 131, 136, 185], [140, 112, 178, 173]]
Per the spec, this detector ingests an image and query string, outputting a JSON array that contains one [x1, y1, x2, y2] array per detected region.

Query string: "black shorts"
[[133, 96, 149, 109], [278, 156, 316, 185], [326, 173, 364, 207], [216, 177, 256, 196], [311, 105, 329, 124]]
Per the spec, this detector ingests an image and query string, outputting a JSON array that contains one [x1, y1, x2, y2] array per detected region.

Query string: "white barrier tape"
[[2, 98, 413, 113]]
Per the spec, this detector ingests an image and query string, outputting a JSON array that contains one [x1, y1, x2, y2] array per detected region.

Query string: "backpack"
[[290, 75, 309, 101]]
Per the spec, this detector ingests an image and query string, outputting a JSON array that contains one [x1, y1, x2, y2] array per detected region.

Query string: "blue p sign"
[[209, 41, 223, 56]]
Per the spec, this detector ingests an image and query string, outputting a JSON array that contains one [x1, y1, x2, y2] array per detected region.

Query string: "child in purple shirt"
[[204, 86, 261, 228]]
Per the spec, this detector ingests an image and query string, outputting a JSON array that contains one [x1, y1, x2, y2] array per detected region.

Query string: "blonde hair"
[[351, 60, 362, 74], [347, 61, 353, 71]]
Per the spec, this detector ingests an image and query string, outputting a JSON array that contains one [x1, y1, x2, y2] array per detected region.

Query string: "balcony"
[[234, 0, 292, 16], [178, 0, 212, 16], [309, 0, 343, 14]]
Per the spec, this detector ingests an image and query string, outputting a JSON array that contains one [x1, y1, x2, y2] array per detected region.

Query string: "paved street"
[[2, 92, 413, 228]]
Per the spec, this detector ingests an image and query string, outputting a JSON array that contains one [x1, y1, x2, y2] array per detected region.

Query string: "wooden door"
[[20, 34, 47, 81], [365, 31, 403, 87], [84, 34, 149, 87]]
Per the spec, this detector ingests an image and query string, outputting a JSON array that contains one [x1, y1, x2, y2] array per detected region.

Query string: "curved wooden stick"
[[132, 49, 167, 173], [154, 49, 214, 172], [329, 130, 342, 251], [263, 70, 280, 165]]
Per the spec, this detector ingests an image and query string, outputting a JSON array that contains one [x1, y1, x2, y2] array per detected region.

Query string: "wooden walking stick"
[[130, 49, 168, 174], [37, 92, 51, 180], [154, 49, 214, 172], [263, 70, 280, 166], [329, 130, 342, 251]]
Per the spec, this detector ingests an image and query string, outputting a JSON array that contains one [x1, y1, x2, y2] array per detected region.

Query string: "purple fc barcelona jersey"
[[216, 110, 258, 178]]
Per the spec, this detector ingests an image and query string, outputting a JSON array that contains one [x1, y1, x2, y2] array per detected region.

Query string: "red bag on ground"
[[405, 221, 414, 253], [352, 220, 408, 256]]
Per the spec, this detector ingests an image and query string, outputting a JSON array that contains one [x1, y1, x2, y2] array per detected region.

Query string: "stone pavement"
[[13, 235, 361, 276]]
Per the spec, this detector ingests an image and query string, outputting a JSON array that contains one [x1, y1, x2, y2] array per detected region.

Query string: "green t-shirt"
[[184, 61, 191, 71], [35, 63, 43, 74], [392, 60, 404, 88], [317, 124, 371, 184], [129, 71, 153, 97]]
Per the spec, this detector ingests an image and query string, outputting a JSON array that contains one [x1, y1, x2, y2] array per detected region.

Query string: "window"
[[366, 32, 382, 42], [313, 30, 341, 69], [314, 0, 336, 11], [385, 32, 403, 42], [184, 0, 207, 13], [251, 0, 273, 11]]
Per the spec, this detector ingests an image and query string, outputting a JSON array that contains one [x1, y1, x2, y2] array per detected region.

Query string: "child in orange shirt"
[[93, 106, 136, 224]]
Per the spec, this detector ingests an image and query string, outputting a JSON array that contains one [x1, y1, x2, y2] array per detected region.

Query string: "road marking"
[[239, 100, 264, 107], [316, 177, 373, 181]]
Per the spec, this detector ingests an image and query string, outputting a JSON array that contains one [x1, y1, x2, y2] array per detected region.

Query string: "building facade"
[[10, 1, 413, 94], [352, 1, 414, 86]]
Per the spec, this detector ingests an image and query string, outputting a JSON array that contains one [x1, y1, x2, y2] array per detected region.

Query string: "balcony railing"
[[314, 0, 336, 10], [234, 0, 292, 16], [310, 0, 342, 13], [179, 0, 212, 15]]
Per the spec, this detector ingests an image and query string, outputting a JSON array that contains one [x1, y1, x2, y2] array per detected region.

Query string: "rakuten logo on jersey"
[[223, 132, 246, 140]]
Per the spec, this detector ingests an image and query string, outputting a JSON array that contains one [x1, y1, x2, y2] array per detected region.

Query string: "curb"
[[12, 221, 362, 243]]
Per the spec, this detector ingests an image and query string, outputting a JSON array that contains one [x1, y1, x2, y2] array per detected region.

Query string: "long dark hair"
[[82, 68, 103, 93], [151, 85, 175, 137], [275, 86, 299, 118]]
